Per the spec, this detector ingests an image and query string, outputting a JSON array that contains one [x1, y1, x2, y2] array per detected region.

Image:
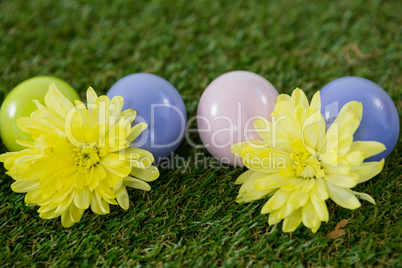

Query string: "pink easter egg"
[[197, 71, 278, 166]]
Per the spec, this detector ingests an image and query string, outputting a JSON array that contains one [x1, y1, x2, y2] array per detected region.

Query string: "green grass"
[[0, 0, 401, 266]]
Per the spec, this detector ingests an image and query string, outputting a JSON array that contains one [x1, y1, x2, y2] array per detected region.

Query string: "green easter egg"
[[0, 76, 80, 151]]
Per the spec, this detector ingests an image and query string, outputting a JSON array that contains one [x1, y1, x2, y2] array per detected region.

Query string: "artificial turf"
[[0, 0, 401, 266]]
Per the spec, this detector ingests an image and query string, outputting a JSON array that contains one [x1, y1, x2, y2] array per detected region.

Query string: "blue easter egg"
[[107, 73, 187, 161], [320, 76, 399, 161]]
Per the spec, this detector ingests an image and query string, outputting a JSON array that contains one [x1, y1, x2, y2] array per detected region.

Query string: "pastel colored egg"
[[197, 71, 278, 166], [107, 73, 187, 161], [320, 76, 399, 161], [0, 76, 79, 152]]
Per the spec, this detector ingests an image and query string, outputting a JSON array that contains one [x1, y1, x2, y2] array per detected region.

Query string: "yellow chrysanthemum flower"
[[231, 88, 386, 233], [0, 84, 159, 227]]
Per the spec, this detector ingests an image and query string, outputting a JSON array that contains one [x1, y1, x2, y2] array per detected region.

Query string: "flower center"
[[74, 146, 100, 169], [290, 152, 325, 179]]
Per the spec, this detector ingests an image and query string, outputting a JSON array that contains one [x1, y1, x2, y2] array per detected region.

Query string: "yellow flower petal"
[[282, 208, 302, 232], [231, 140, 269, 159], [325, 182, 361, 209], [91, 191, 110, 215], [25, 188, 41, 204], [96, 183, 118, 205], [302, 109, 326, 152], [324, 173, 359, 188], [311, 177, 329, 201], [277, 203, 296, 219], [55, 192, 74, 214], [120, 109, 137, 124], [241, 146, 290, 173], [11, 181, 40, 193], [73, 187, 91, 209], [86, 87, 98, 105], [115, 186, 130, 210], [301, 178, 316, 192], [351, 190, 375, 205], [234, 169, 256, 184], [276, 93, 291, 103], [281, 178, 304, 191], [74, 100, 94, 130], [53, 185, 74, 203], [291, 88, 309, 109], [123, 177, 151, 191], [15, 139, 35, 148], [348, 141, 386, 160], [302, 201, 321, 233], [45, 83, 75, 119], [288, 189, 309, 208], [39, 209, 60, 219], [38, 202, 58, 213], [323, 159, 350, 175], [100, 153, 131, 177], [70, 203, 85, 223], [261, 188, 292, 213], [268, 210, 281, 225], [353, 159, 385, 183], [131, 165, 159, 182], [254, 118, 273, 144], [310, 196, 329, 222], [127, 122, 148, 143], [310, 91, 321, 111], [344, 151, 365, 166], [109, 96, 125, 118], [322, 101, 362, 158], [254, 173, 292, 191], [61, 209, 74, 227], [271, 102, 300, 150], [236, 172, 275, 203]]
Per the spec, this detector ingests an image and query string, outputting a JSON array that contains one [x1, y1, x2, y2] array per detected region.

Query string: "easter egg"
[[0, 76, 79, 152], [107, 73, 187, 161], [320, 76, 399, 161], [197, 71, 278, 166]]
